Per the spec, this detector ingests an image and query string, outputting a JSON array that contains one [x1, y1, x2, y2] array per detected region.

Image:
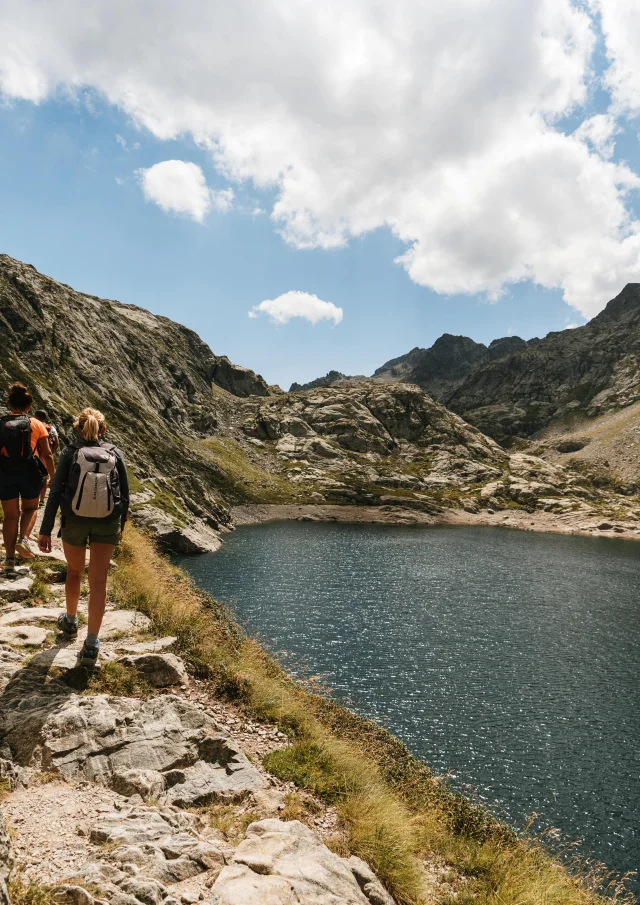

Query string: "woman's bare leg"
[[1, 499, 19, 559], [20, 497, 40, 541], [63, 541, 86, 619], [87, 542, 115, 636]]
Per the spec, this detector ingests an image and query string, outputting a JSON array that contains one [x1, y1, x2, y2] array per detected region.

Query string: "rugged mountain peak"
[[446, 283, 640, 440], [289, 369, 350, 392], [590, 282, 640, 325]]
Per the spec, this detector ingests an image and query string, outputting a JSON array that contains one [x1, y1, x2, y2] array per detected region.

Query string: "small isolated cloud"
[[249, 291, 343, 326], [137, 160, 233, 223], [115, 176, 125, 185], [115, 133, 127, 148]]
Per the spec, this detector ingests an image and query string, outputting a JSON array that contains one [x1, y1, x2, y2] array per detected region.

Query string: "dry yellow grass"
[[111, 527, 635, 905]]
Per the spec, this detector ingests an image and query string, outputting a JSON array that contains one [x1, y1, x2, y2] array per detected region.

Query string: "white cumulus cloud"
[[137, 160, 232, 222], [138, 160, 212, 222], [0, 1, 639, 316], [249, 291, 343, 326]]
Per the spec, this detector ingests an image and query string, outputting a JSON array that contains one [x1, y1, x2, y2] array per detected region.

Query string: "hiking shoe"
[[57, 612, 78, 640], [3, 558, 17, 577], [15, 537, 36, 560], [79, 639, 100, 669]]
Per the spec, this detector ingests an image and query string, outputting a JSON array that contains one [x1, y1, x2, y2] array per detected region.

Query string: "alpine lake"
[[176, 522, 640, 888]]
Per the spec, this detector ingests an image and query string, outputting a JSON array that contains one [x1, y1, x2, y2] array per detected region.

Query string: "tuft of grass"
[[208, 803, 259, 842], [7, 876, 57, 905], [85, 661, 152, 698], [110, 527, 636, 905]]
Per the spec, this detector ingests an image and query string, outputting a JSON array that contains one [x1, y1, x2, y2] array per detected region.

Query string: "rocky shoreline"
[[231, 503, 640, 542]]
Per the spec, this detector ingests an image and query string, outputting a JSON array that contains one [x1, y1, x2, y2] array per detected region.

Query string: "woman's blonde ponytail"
[[74, 408, 106, 442]]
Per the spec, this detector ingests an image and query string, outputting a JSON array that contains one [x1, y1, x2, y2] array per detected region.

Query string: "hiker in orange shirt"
[[0, 383, 55, 574]]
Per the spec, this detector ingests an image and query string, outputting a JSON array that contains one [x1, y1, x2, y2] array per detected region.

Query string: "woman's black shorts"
[[0, 465, 43, 501]]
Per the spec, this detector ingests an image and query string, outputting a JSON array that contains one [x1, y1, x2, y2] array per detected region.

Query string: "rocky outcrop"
[[132, 506, 223, 554], [4, 693, 267, 805], [212, 819, 394, 905], [71, 803, 227, 891], [117, 653, 189, 687], [211, 355, 270, 398]]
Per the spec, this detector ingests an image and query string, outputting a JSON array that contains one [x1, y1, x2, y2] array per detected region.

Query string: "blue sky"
[[0, 2, 639, 389]]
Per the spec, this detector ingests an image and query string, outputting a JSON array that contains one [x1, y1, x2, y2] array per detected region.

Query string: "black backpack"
[[0, 415, 33, 469]]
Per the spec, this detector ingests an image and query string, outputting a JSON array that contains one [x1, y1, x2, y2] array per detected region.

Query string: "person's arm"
[[38, 447, 73, 546], [36, 435, 55, 481], [116, 450, 130, 533]]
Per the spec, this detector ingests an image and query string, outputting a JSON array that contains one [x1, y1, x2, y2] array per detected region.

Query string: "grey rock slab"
[[0, 574, 33, 603], [73, 803, 227, 894], [82, 610, 151, 640], [0, 645, 25, 684], [36, 694, 267, 805], [163, 758, 266, 808], [0, 811, 14, 880], [0, 625, 49, 647], [111, 769, 166, 801], [346, 856, 395, 905], [118, 653, 188, 687], [0, 606, 64, 626], [213, 819, 390, 905]]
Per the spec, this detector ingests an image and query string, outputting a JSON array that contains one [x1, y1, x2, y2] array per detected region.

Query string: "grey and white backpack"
[[63, 443, 122, 519]]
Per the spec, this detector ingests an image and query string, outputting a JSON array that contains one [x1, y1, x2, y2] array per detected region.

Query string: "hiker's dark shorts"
[[0, 467, 43, 502], [61, 517, 121, 548]]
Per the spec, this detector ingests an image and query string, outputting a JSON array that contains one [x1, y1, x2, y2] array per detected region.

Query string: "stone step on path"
[[0, 574, 34, 604]]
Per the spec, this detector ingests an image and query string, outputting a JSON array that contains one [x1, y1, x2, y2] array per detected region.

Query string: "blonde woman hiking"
[[0, 382, 55, 574], [38, 408, 130, 667]]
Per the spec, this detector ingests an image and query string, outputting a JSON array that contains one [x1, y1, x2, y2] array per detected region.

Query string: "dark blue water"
[[177, 523, 640, 885]]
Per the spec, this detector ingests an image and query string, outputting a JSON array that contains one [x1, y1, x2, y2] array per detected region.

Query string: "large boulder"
[[213, 819, 394, 905]]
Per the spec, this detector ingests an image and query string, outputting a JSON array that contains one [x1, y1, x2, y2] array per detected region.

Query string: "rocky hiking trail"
[[0, 528, 397, 905]]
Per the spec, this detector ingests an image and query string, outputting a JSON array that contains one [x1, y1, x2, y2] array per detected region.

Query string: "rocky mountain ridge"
[[1, 254, 638, 553], [290, 284, 640, 442]]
